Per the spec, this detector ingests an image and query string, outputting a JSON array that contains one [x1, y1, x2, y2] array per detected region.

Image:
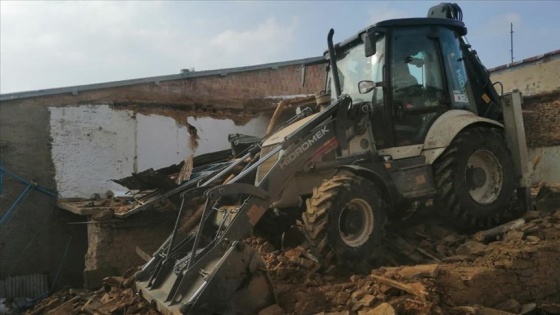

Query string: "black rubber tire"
[[302, 175, 386, 269], [433, 126, 524, 231]]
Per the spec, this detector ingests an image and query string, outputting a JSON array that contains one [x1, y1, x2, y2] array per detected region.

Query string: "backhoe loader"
[[135, 3, 531, 314]]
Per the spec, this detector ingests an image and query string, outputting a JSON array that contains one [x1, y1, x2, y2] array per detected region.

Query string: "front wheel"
[[302, 175, 386, 269], [433, 127, 524, 230]]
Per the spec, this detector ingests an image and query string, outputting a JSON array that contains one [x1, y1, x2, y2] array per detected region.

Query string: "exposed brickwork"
[[2, 63, 326, 113], [522, 91, 560, 148], [84, 210, 176, 288]]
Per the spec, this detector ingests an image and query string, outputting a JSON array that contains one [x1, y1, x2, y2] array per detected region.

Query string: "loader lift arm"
[[136, 94, 361, 314]]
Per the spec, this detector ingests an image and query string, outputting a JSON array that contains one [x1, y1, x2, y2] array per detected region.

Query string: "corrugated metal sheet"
[[0, 274, 49, 298]]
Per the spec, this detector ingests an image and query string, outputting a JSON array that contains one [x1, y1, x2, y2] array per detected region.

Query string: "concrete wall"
[[490, 50, 560, 96], [49, 104, 269, 198]]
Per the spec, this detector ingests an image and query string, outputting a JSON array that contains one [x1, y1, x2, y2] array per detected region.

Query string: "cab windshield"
[[328, 34, 386, 104]]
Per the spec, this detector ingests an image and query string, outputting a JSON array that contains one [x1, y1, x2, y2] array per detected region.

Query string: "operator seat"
[[392, 63, 424, 145]]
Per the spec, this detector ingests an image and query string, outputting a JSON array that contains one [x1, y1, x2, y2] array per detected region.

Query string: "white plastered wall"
[[49, 104, 269, 198]]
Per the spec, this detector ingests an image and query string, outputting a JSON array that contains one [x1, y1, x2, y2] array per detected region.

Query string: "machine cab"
[[327, 18, 477, 148]]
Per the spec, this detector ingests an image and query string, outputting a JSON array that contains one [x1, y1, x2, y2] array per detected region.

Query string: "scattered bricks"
[[524, 211, 541, 221], [304, 273, 325, 287], [259, 241, 276, 254], [122, 274, 136, 289], [46, 297, 79, 315], [356, 279, 369, 290], [379, 284, 400, 296], [539, 303, 560, 314], [359, 295, 377, 308], [335, 292, 351, 307], [351, 290, 366, 302], [456, 241, 488, 256], [394, 298, 433, 315], [102, 276, 124, 288], [99, 293, 113, 304], [350, 275, 363, 282], [526, 235, 541, 244], [294, 290, 327, 315], [474, 306, 517, 315], [520, 222, 539, 234], [442, 233, 465, 245], [395, 264, 440, 279], [442, 255, 471, 263], [283, 247, 304, 260], [504, 230, 525, 242], [289, 256, 315, 269], [542, 228, 560, 240], [493, 298, 522, 313], [407, 282, 427, 294], [258, 304, 284, 315], [358, 302, 396, 315]]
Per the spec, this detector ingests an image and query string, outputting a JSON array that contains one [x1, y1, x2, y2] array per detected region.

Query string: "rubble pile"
[[24, 189, 560, 315], [23, 274, 156, 315], [252, 206, 560, 315]]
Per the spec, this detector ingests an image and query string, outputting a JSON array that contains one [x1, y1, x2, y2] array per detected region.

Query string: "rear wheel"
[[433, 127, 523, 230], [302, 175, 386, 269]]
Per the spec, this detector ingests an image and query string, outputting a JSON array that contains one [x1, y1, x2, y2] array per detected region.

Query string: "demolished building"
[[0, 49, 559, 311], [0, 57, 325, 293]]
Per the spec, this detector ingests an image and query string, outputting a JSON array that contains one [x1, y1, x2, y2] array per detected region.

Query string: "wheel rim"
[[338, 198, 374, 247], [466, 149, 503, 204]]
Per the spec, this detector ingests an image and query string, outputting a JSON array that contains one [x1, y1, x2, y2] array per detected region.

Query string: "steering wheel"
[[395, 84, 424, 97]]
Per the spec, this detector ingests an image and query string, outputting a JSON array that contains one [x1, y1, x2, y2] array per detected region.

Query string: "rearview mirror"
[[358, 80, 376, 94], [364, 31, 377, 57]]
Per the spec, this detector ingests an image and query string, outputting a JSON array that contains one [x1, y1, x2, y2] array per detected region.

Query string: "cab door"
[[388, 27, 449, 146]]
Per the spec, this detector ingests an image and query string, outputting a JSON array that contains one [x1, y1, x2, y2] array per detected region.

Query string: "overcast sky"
[[1, 1, 559, 94]]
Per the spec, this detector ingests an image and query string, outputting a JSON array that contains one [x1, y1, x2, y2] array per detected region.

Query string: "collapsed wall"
[[83, 210, 177, 288], [0, 58, 326, 292]]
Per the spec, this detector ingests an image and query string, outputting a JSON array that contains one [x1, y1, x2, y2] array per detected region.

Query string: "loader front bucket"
[[136, 239, 275, 314]]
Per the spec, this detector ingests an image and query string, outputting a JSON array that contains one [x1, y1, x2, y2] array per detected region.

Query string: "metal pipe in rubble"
[[165, 196, 187, 261], [327, 29, 341, 99], [200, 151, 253, 186]]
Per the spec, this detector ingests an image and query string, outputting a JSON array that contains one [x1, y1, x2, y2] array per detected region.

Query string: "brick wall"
[[488, 51, 560, 149], [2, 63, 326, 114], [522, 92, 560, 148]]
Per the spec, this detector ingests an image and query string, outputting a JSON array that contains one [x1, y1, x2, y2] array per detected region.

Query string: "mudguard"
[[422, 109, 503, 164]]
